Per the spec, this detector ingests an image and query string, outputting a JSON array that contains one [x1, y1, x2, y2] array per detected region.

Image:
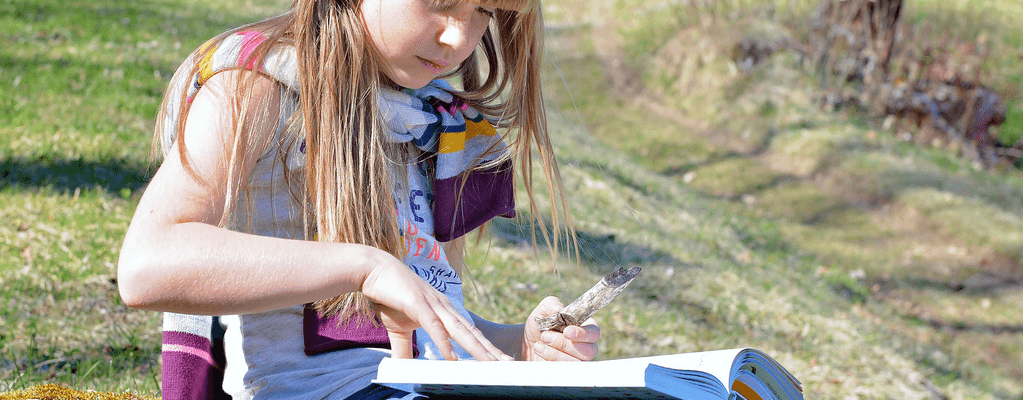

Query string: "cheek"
[[361, 5, 416, 55], [454, 26, 489, 62], [386, 26, 432, 59]]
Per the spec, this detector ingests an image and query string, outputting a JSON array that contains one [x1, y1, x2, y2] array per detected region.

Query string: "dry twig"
[[537, 267, 642, 332]]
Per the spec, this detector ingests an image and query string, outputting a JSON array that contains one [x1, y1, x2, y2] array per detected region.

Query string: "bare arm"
[[117, 72, 508, 361], [118, 71, 378, 315], [469, 312, 525, 357]]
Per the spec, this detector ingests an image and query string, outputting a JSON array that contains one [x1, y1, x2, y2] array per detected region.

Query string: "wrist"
[[356, 245, 399, 294], [469, 313, 525, 358]]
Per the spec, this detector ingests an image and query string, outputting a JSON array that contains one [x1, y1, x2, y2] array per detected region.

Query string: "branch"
[[536, 267, 642, 332]]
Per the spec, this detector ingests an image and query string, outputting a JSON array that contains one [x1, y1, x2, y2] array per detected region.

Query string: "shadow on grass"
[[799, 203, 854, 225], [1, 273, 160, 392], [659, 129, 782, 176], [1, 157, 151, 194], [875, 169, 1023, 214], [660, 150, 745, 176], [488, 214, 726, 329], [909, 315, 1023, 335], [489, 216, 681, 268], [897, 273, 1024, 295], [1, 343, 160, 393]]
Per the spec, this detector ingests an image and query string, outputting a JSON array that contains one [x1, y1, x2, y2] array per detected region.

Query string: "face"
[[360, 0, 495, 89]]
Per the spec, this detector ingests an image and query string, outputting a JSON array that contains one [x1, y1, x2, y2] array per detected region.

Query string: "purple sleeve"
[[161, 329, 230, 400]]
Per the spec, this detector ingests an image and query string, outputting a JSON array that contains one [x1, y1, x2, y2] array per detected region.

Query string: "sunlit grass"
[[539, 0, 1021, 398], [0, 0, 289, 394]]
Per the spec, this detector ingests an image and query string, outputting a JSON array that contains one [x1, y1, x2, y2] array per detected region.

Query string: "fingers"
[[403, 294, 512, 362], [387, 331, 415, 359], [522, 296, 602, 361], [412, 309, 459, 360], [438, 311, 513, 361], [529, 318, 601, 361], [366, 260, 511, 362], [531, 327, 600, 361], [563, 320, 601, 343]]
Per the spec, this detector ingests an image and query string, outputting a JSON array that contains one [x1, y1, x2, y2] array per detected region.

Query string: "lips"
[[418, 57, 448, 74]]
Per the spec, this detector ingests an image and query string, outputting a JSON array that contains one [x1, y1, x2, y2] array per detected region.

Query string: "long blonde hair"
[[155, 0, 573, 321]]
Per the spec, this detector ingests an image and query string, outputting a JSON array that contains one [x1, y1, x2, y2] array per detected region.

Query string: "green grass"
[[2, 0, 1022, 398], [0, 0, 286, 393], [1, 187, 161, 392]]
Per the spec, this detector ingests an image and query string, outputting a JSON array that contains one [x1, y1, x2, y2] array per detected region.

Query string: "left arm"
[[469, 313, 526, 358], [444, 239, 601, 361]]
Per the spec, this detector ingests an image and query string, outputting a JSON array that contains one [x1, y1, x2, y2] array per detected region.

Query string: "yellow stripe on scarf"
[[196, 42, 218, 86], [437, 119, 498, 154]]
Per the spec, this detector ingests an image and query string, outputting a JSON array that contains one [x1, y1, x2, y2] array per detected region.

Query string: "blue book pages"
[[733, 370, 778, 400], [733, 351, 802, 400], [644, 364, 729, 399]]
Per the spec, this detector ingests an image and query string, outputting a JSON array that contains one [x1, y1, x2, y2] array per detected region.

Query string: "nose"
[[437, 7, 474, 51]]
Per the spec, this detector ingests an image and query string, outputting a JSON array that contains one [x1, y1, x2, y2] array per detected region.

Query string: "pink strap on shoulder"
[[235, 30, 268, 71]]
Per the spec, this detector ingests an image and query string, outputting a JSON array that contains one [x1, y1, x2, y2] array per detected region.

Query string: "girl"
[[117, 0, 599, 398]]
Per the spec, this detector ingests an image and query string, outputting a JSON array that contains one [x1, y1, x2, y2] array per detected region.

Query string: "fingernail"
[[541, 331, 556, 344], [533, 341, 546, 354]]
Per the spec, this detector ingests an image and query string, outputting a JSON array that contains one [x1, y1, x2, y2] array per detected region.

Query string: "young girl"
[[117, 0, 599, 398]]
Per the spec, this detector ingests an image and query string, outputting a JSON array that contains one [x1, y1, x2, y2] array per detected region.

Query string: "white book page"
[[373, 348, 746, 389]]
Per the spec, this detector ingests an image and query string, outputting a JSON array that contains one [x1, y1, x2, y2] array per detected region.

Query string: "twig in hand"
[[536, 267, 642, 332]]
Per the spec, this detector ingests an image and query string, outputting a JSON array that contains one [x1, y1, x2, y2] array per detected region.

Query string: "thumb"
[[530, 296, 565, 321], [387, 330, 415, 359]]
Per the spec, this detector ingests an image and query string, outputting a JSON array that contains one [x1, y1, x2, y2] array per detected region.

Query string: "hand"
[[521, 296, 601, 361], [361, 255, 512, 361]]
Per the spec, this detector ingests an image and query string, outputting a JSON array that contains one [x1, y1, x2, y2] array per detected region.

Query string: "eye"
[[475, 6, 494, 18]]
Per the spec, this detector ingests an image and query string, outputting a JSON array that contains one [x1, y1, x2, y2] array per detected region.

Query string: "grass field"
[[2, 0, 1021, 398]]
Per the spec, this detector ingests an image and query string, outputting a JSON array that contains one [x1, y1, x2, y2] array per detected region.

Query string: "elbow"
[[116, 246, 161, 310], [117, 276, 148, 311]]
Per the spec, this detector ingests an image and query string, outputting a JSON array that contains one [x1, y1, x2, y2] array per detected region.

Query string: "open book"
[[373, 348, 802, 399]]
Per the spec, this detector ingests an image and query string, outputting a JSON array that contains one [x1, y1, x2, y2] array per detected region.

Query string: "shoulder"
[[186, 70, 290, 160], [157, 28, 299, 158], [196, 70, 284, 111], [191, 70, 286, 126]]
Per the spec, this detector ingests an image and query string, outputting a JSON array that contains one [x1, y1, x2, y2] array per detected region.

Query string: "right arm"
[[117, 71, 507, 361], [118, 71, 372, 315]]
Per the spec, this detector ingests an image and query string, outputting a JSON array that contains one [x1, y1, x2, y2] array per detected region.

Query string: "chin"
[[400, 79, 432, 90], [388, 71, 435, 90]]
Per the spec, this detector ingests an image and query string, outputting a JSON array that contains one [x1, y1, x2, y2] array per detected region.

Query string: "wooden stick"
[[537, 267, 642, 332]]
